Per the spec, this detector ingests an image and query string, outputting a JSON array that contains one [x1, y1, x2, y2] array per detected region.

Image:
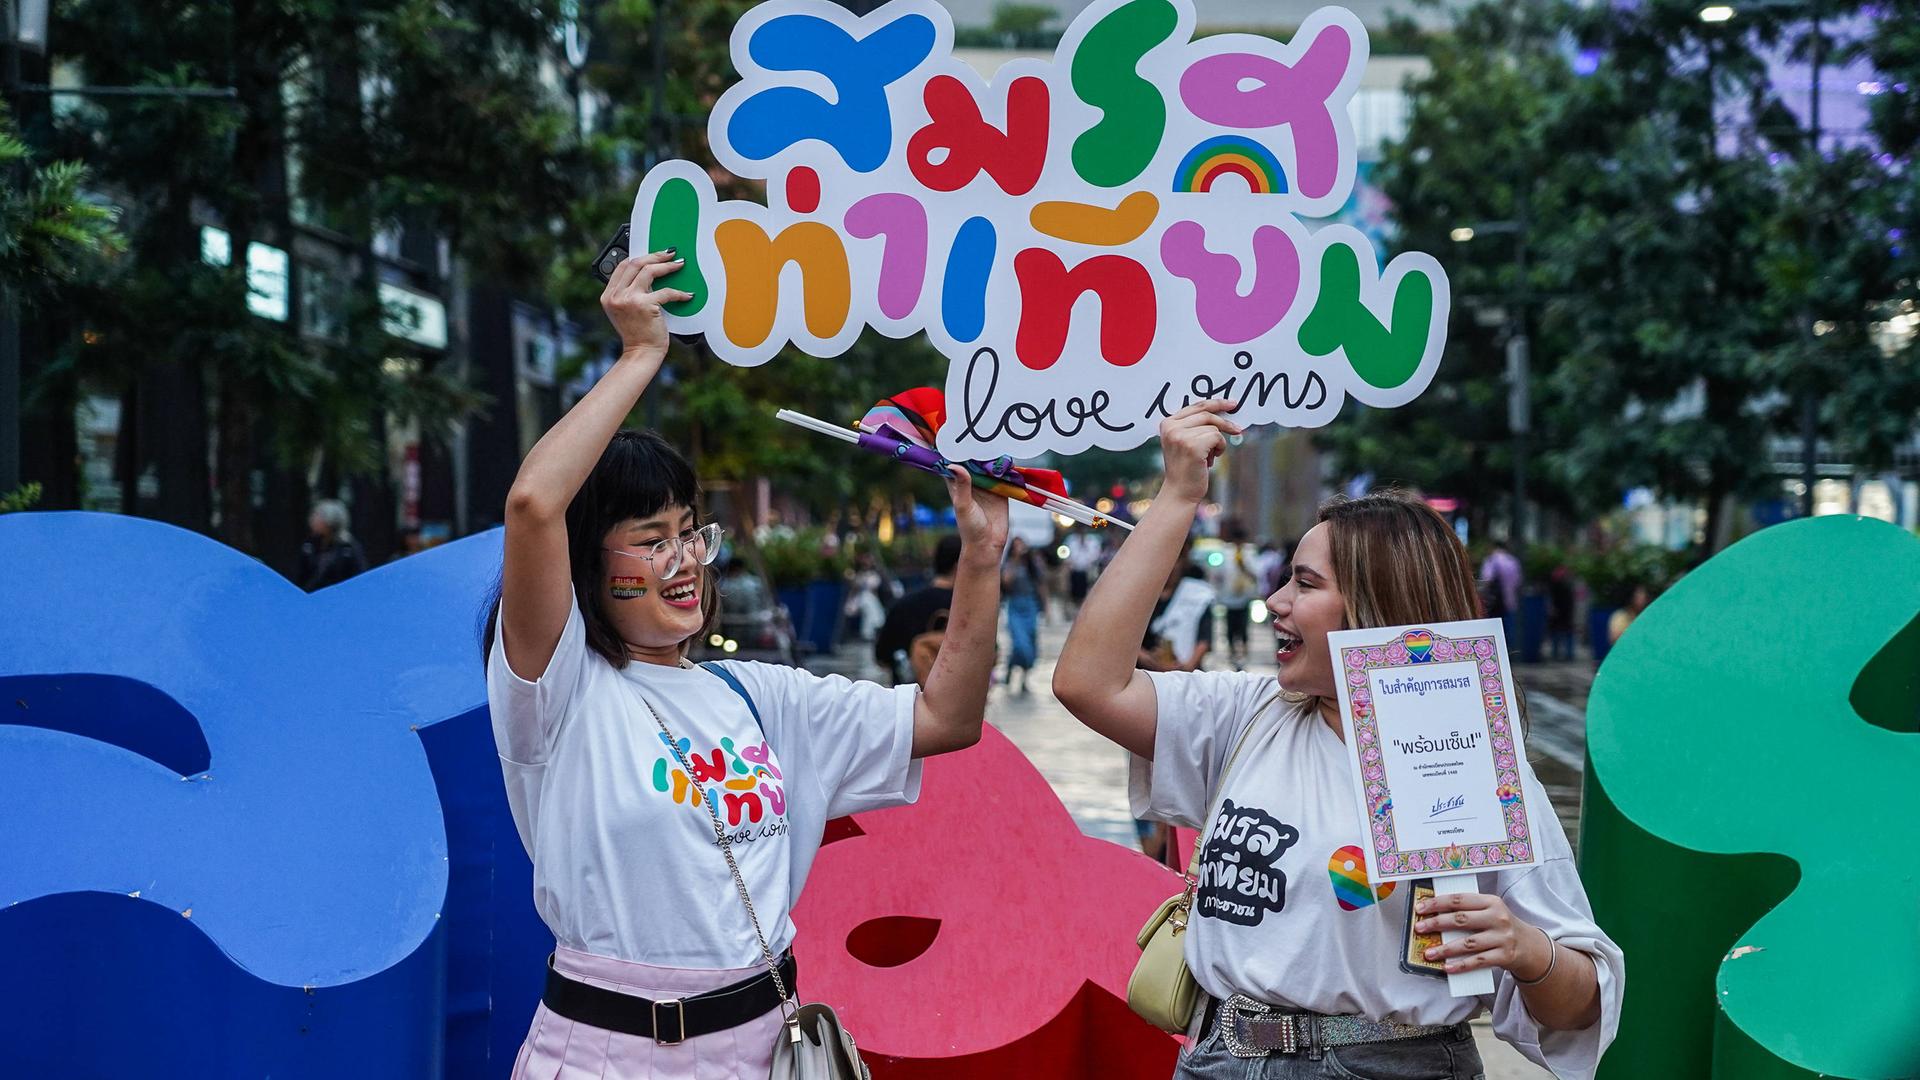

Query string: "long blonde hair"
[[1315, 491, 1528, 730], [1318, 491, 1482, 630]]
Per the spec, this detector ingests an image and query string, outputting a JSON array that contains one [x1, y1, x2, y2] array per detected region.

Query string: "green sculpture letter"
[[1581, 516, 1920, 1080]]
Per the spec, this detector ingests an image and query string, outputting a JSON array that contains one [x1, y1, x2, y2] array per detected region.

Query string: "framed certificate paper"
[[1329, 619, 1538, 886]]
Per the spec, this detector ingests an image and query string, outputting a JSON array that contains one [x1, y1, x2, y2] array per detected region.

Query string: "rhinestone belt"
[[1213, 995, 1463, 1059]]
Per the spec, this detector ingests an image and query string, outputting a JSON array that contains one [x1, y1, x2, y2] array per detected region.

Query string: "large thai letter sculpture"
[[0, 511, 536, 1076], [0, 511, 1181, 1076], [794, 722, 1180, 1076], [1580, 516, 1920, 1080]]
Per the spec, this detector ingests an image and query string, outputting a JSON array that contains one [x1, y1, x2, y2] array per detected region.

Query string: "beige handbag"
[[1126, 702, 1269, 1032], [639, 691, 871, 1080]]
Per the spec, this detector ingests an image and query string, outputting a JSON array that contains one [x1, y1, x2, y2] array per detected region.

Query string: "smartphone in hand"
[[590, 224, 631, 283]]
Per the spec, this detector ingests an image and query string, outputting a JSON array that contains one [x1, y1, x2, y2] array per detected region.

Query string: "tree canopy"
[[1323, 0, 1919, 550]]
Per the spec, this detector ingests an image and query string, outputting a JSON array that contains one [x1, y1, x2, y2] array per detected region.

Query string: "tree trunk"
[[10, 41, 77, 509], [215, 0, 286, 556], [19, 317, 79, 508], [116, 382, 139, 515], [140, 342, 211, 531], [261, 460, 310, 580], [139, 188, 212, 531], [215, 382, 259, 553]]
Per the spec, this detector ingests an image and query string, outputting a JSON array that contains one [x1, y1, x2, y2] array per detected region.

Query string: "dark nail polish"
[[665, 246, 678, 255]]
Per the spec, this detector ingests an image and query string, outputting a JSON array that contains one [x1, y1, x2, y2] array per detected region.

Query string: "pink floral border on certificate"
[[1344, 628, 1534, 874]]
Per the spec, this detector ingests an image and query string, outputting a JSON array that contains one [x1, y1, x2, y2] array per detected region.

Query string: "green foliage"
[[30, 0, 584, 548], [879, 527, 955, 576], [990, 3, 1058, 39], [1574, 543, 1685, 609], [0, 483, 43, 514], [756, 526, 851, 587], [1061, 443, 1162, 501], [1319, 2, 1576, 527], [0, 105, 121, 302], [1520, 540, 1568, 584], [1330, 0, 1918, 550]]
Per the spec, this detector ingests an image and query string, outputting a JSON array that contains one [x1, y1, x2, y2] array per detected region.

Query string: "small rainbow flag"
[[777, 389, 1125, 531]]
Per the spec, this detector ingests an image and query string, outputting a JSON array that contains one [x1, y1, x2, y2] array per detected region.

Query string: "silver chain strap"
[[638, 691, 798, 1023]]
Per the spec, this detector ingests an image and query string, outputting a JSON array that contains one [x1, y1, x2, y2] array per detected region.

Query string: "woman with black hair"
[[487, 250, 1009, 1076]]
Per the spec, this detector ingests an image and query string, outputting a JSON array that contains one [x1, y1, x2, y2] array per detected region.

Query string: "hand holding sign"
[[599, 251, 695, 357], [1156, 400, 1243, 503], [1412, 892, 1552, 979]]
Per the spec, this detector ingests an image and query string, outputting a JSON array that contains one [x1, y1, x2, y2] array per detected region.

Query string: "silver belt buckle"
[[1221, 995, 1292, 1058], [652, 997, 686, 1045]]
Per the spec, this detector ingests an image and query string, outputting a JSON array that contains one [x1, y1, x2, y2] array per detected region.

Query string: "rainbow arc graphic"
[[1173, 136, 1288, 194]]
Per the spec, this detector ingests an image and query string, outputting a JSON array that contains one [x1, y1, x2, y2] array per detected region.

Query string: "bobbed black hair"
[[482, 429, 714, 668], [933, 534, 963, 577]]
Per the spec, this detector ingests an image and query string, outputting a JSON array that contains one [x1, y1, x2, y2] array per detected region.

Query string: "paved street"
[[808, 602, 1595, 1078]]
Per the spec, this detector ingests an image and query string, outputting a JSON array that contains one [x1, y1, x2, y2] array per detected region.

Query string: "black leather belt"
[[542, 951, 796, 1045]]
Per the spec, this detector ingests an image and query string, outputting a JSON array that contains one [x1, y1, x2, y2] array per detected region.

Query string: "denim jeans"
[[1005, 594, 1040, 670], [1175, 1017, 1486, 1080]]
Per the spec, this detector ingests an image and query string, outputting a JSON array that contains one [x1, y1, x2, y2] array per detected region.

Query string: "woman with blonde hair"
[[1055, 402, 1622, 1079]]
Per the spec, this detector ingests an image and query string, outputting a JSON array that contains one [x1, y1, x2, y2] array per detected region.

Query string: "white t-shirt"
[[1131, 670, 1623, 1080], [1066, 532, 1103, 572], [487, 598, 922, 969], [1208, 542, 1263, 604], [1151, 577, 1217, 666]]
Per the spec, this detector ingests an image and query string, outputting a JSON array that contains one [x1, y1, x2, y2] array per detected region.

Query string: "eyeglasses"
[[604, 523, 724, 580]]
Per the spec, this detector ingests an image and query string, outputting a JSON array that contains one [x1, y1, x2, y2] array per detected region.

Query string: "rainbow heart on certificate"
[[1403, 630, 1434, 663]]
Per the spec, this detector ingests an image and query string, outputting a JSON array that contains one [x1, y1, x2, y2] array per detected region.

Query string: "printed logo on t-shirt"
[[1197, 799, 1299, 926], [652, 732, 790, 843], [1327, 843, 1397, 911]]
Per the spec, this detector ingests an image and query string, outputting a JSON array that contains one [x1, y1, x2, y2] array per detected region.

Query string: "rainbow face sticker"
[[611, 576, 649, 600], [1328, 844, 1396, 911], [1403, 629, 1434, 663]]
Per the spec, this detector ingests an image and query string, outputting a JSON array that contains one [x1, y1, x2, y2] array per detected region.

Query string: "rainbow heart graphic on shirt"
[[1403, 630, 1434, 663], [1328, 844, 1396, 911]]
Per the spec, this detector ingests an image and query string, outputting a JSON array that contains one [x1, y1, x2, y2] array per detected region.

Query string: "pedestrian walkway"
[[806, 605, 1152, 845]]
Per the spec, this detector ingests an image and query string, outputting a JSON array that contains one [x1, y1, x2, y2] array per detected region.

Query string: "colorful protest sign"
[[1328, 620, 1538, 885], [631, 0, 1450, 460]]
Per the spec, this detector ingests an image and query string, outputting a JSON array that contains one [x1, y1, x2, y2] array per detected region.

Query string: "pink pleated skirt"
[[511, 946, 783, 1080]]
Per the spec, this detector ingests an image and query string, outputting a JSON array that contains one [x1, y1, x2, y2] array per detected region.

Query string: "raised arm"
[[910, 468, 1009, 757], [1052, 402, 1241, 758], [497, 251, 693, 680]]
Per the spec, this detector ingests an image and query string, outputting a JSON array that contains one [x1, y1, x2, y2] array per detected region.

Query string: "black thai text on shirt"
[[1197, 799, 1298, 925]]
